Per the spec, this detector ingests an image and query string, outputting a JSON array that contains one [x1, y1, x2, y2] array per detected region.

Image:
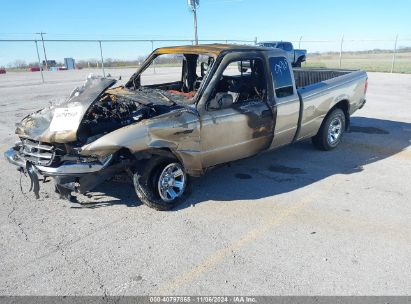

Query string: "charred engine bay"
[[77, 87, 186, 144]]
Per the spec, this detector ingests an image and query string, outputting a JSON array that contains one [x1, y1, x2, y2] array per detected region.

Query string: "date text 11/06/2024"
[[149, 296, 257, 303]]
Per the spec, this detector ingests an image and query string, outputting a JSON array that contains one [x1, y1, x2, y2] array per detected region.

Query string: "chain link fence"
[[0, 36, 410, 84], [0, 39, 255, 83], [291, 36, 411, 73]]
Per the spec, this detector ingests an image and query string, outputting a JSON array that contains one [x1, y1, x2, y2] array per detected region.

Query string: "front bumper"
[[4, 146, 113, 176], [4, 147, 25, 167]]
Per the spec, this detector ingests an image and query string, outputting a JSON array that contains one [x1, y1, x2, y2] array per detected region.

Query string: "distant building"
[[64, 58, 76, 70], [42, 60, 56, 67]]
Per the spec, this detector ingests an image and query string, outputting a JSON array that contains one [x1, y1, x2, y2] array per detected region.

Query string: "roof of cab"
[[153, 44, 271, 57]]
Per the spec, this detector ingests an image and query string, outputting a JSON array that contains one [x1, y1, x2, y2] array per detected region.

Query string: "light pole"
[[36, 32, 48, 70], [188, 0, 199, 45]]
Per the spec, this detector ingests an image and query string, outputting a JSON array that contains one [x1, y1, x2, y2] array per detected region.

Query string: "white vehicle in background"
[[257, 41, 307, 67]]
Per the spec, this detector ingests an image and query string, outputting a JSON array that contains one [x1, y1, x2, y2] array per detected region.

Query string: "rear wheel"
[[133, 156, 188, 211], [312, 108, 346, 151]]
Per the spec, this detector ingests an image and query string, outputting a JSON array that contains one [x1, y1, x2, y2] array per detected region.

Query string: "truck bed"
[[291, 67, 367, 142], [293, 68, 353, 88]]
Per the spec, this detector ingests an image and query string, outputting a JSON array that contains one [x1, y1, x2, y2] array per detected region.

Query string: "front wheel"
[[133, 157, 188, 211], [312, 108, 346, 151]]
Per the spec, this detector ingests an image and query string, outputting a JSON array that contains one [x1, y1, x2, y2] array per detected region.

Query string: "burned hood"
[[15, 76, 116, 143], [75, 86, 197, 144]]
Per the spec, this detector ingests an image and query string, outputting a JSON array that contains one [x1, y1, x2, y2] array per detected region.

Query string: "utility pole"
[[98, 41, 105, 77], [391, 34, 398, 73], [36, 32, 48, 70], [34, 41, 44, 83], [193, 1, 198, 45], [339, 34, 344, 68], [188, 0, 199, 45]]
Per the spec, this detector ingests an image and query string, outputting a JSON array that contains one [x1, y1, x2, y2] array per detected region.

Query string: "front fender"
[[80, 122, 149, 157], [80, 109, 202, 176]]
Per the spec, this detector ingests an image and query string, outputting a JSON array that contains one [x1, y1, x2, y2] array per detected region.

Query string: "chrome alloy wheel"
[[157, 163, 186, 202], [327, 116, 343, 145]]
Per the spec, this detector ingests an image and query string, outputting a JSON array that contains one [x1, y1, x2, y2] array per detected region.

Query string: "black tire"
[[294, 60, 302, 68], [133, 156, 188, 211], [312, 108, 346, 151]]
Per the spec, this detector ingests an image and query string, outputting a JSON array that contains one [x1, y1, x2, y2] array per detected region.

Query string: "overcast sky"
[[0, 0, 410, 66]]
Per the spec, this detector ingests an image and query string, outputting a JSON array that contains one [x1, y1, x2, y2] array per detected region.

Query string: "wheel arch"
[[133, 147, 202, 177], [331, 99, 350, 130], [311, 100, 348, 151]]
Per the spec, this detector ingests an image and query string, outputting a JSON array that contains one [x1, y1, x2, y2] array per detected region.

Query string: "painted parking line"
[[154, 176, 339, 294]]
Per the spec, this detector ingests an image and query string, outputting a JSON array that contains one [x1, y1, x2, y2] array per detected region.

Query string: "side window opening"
[[207, 58, 266, 110], [284, 43, 293, 52], [269, 57, 294, 98]]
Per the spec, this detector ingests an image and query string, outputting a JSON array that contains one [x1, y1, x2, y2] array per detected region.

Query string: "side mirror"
[[219, 93, 233, 108], [200, 62, 209, 77], [208, 92, 233, 110]]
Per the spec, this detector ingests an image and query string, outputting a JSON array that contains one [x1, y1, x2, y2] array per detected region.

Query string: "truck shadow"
[[79, 116, 411, 210]]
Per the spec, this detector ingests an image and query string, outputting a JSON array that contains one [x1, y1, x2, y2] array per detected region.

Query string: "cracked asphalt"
[[0, 69, 410, 295]]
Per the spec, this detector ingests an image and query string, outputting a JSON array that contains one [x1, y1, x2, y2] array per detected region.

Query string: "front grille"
[[20, 139, 56, 166]]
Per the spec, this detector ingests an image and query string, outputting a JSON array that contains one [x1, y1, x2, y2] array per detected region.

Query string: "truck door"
[[198, 53, 274, 168], [268, 56, 301, 149], [282, 43, 295, 63]]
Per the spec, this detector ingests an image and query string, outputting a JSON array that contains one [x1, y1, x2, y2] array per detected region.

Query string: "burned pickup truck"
[[5, 44, 367, 210]]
